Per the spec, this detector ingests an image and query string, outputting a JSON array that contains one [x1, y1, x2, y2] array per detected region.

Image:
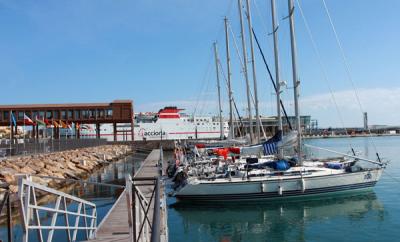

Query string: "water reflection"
[[0, 151, 148, 242], [170, 192, 384, 242]]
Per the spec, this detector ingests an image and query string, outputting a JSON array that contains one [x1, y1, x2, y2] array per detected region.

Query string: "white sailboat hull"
[[175, 168, 383, 202]]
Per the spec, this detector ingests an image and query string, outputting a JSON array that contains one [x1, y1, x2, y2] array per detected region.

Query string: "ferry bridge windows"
[[0, 112, 2, 121], [39, 111, 45, 119], [33, 111, 38, 119]]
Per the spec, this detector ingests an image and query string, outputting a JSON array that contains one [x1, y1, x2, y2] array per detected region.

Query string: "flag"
[[67, 122, 72, 130], [10, 112, 16, 126], [263, 130, 282, 155], [44, 118, 51, 126], [53, 120, 59, 128], [35, 116, 46, 126], [24, 114, 34, 125], [59, 120, 67, 128]]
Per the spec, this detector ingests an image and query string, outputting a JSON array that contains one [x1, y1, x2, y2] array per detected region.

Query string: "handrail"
[[150, 178, 160, 242], [30, 174, 125, 188], [18, 178, 97, 242], [129, 176, 161, 242], [0, 183, 13, 242], [304, 144, 385, 166]]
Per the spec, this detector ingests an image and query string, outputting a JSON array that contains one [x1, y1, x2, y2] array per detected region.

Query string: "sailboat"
[[172, 0, 387, 202]]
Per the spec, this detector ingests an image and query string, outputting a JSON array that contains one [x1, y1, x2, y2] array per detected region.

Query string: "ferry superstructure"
[[79, 106, 229, 141]]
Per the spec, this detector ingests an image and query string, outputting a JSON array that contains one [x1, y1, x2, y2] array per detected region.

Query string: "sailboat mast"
[[213, 42, 224, 140], [288, 0, 302, 163], [271, 0, 283, 132], [238, 0, 254, 144], [271, 0, 283, 157], [245, 0, 261, 143], [224, 17, 235, 140]]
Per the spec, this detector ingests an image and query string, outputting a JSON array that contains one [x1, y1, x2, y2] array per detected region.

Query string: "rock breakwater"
[[0, 144, 132, 193]]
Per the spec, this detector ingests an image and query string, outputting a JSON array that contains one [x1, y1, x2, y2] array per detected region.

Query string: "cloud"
[[137, 87, 400, 128]]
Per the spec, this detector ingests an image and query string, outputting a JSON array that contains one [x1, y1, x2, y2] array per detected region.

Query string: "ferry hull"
[[175, 169, 382, 202]]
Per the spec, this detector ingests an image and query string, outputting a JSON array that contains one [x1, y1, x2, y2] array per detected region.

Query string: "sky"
[[0, 0, 399, 128]]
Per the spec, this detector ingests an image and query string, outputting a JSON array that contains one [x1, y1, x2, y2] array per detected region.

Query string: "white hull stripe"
[[175, 181, 377, 201]]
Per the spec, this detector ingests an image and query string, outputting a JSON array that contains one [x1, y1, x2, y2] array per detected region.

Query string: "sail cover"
[[263, 130, 282, 155]]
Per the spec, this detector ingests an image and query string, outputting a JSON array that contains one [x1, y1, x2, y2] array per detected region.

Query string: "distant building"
[[233, 115, 312, 138], [363, 112, 368, 130]]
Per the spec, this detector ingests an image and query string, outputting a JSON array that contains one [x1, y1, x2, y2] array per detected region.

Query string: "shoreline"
[[0, 144, 133, 195]]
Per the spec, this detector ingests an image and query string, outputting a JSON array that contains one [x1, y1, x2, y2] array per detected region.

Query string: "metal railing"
[[0, 138, 108, 157], [18, 178, 97, 242], [0, 183, 13, 242], [126, 175, 161, 242]]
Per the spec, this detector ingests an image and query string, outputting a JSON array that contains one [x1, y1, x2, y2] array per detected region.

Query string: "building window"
[[53, 111, 59, 119], [3, 111, 9, 120], [89, 110, 95, 118], [82, 110, 89, 119], [46, 111, 52, 119], [39, 111, 45, 119], [99, 109, 105, 118], [61, 110, 67, 119], [74, 110, 81, 119], [0, 112, 2, 121], [106, 109, 113, 118], [18, 111, 24, 120], [67, 110, 73, 119], [33, 111, 38, 119]]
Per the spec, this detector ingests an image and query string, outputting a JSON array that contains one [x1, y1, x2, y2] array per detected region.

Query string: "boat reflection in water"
[[169, 192, 384, 242]]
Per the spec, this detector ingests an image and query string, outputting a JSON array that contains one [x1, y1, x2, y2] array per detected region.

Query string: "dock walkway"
[[93, 149, 167, 242]]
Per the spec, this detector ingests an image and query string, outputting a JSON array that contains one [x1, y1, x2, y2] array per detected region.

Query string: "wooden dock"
[[93, 149, 168, 242]]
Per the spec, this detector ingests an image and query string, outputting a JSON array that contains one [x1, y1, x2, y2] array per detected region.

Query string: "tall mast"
[[288, 0, 302, 163], [213, 41, 224, 140], [224, 17, 235, 140], [271, 0, 283, 156], [238, 0, 254, 143], [245, 0, 261, 143]]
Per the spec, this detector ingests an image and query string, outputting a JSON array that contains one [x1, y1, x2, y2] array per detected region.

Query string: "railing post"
[[125, 175, 133, 241], [150, 178, 160, 242], [7, 189, 13, 242], [132, 179, 137, 242], [158, 145, 163, 176]]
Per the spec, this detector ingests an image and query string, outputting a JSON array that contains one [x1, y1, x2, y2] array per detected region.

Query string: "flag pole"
[[9, 110, 12, 158], [23, 113, 26, 150]]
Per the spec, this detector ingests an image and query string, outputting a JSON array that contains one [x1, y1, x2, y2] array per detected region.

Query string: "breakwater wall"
[[0, 144, 132, 194]]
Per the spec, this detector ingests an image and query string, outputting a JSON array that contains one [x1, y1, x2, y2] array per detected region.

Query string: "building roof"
[[0, 100, 132, 109]]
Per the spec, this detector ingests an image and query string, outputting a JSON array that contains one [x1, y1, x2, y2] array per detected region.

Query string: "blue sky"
[[1, 0, 399, 127]]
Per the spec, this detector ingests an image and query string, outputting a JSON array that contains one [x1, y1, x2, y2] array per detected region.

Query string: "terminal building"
[[233, 115, 313, 138], [0, 100, 134, 141]]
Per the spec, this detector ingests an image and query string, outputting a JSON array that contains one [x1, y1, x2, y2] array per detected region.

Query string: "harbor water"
[[0, 150, 147, 242], [1, 137, 399, 241], [168, 136, 400, 242]]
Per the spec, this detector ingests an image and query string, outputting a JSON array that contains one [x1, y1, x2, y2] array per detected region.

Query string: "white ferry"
[[79, 106, 229, 141]]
